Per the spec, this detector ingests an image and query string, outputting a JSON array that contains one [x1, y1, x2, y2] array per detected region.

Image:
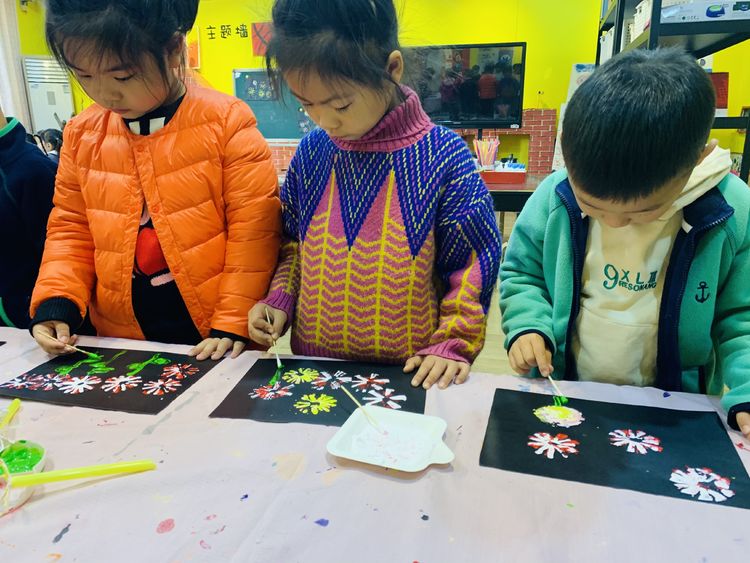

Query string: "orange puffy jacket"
[[31, 85, 281, 340]]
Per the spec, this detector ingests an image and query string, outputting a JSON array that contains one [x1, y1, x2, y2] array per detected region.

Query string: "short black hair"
[[562, 48, 716, 202], [266, 0, 401, 96], [45, 0, 198, 85]]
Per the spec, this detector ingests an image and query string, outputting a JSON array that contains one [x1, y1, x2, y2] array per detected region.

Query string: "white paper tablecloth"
[[0, 327, 748, 563]]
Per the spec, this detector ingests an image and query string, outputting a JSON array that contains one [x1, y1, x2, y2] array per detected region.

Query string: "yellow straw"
[[0, 399, 21, 430], [339, 384, 383, 432], [9, 459, 156, 488]]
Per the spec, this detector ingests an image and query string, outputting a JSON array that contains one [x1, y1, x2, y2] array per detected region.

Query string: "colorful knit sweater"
[[262, 88, 502, 364]]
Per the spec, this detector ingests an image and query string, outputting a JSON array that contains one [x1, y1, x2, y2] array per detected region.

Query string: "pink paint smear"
[[156, 518, 175, 534]]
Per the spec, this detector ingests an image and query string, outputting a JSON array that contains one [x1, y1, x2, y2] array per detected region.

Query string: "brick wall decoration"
[[268, 141, 297, 173], [267, 108, 558, 175], [457, 109, 557, 175]]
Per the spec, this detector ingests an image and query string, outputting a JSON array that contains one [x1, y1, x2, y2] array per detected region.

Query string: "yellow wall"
[[398, 0, 600, 110], [190, 0, 600, 112], [15, 0, 93, 114], [712, 42, 750, 154], [14, 0, 750, 154], [15, 0, 601, 116], [15, 0, 47, 55]]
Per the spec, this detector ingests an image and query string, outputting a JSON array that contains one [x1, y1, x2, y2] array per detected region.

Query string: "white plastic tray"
[[327, 406, 454, 472]]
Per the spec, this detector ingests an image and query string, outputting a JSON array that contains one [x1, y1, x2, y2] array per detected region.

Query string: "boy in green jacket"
[[500, 48, 750, 438]]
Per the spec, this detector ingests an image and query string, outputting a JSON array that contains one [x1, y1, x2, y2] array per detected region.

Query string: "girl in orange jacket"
[[31, 0, 281, 360]]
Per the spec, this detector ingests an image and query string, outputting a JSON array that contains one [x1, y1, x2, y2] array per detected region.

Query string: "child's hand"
[[248, 303, 287, 347], [31, 321, 78, 355], [737, 412, 750, 439], [190, 337, 245, 361], [404, 355, 470, 389], [509, 333, 553, 377]]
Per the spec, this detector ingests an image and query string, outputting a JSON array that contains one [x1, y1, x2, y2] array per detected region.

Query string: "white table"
[[0, 327, 748, 563]]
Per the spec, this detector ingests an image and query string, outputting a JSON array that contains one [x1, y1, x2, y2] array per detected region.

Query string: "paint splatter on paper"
[[609, 429, 663, 454], [0, 348, 219, 414], [210, 359, 426, 427], [352, 374, 390, 392], [533, 405, 585, 428], [670, 467, 735, 503], [102, 375, 142, 393], [283, 368, 319, 385], [293, 393, 337, 415], [527, 432, 580, 459], [57, 375, 102, 395], [311, 370, 352, 391], [480, 389, 750, 508], [250, 382, 294, 400]]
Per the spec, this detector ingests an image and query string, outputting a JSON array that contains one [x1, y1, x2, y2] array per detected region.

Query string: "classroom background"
[[1, 1, 750, 560]]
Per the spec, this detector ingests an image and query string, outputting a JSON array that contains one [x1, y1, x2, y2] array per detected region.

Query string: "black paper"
[[210, 359, 426, 427], [0, 347, 219, 414], [480, 389, 750, 508]]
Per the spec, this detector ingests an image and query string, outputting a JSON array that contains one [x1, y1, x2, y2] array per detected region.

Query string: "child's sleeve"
[[30, 128, 95, 329], [20, 156, 56, 258], [499, 179, 556, 353], [416, 141, 502, 363], [714, 208, 750, 429], [213, 101, 282, 339], [259, 156, 302, 331]]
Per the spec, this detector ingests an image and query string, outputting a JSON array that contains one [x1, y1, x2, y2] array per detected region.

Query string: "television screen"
[[404, 43, 526, 129]]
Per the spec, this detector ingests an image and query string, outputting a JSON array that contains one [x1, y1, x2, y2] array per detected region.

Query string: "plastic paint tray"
[[327, 406, 454, 472]]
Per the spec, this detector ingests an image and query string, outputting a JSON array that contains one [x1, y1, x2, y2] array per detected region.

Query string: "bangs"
[[267, 32, 396, 102], [47, 5, 169, 79]]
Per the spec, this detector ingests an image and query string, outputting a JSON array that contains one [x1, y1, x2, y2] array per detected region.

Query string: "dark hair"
[[40, 129, 64, 152], [562, 48, 715, 202], [45, 0, 198, 85], [483, 64, 494, 74], [267, 0, 401, 96]]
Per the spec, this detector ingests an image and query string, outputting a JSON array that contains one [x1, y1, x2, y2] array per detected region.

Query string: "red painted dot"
[[156, 518, 175, 534]]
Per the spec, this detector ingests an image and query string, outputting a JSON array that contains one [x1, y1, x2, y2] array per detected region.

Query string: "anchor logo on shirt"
[[695, 282, 710, 303]]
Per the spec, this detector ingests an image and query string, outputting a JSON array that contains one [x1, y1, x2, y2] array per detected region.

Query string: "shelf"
[[623, 20, 750, 58], [659, 21, 750, 58], [713, 117, 750, 130], [623, 29, 651, 51], [599, 0, 618, 32], [597, 0, 750, 183]]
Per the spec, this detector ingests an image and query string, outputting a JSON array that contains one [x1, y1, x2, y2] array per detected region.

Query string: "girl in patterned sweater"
[[248, 0, 502, 389]]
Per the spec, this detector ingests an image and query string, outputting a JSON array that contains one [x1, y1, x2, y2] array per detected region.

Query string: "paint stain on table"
[[321, 467, 342, 486], [52, 524, 71, 544], [156, 518, 175, 534], [272, 453, 307, 480]]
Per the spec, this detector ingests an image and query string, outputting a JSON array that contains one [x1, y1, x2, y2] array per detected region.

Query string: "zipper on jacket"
[[557, 184, 588, 381], [657, 213, 731, 390]]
